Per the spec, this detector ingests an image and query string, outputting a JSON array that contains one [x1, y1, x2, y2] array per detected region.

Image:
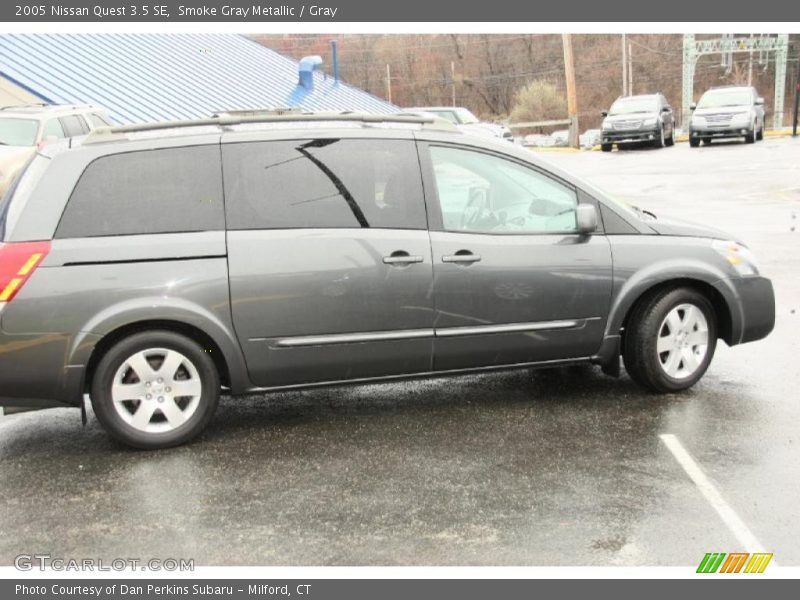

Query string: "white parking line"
[[659, 433, 769, 555]]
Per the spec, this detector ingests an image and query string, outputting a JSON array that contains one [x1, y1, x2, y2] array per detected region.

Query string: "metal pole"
[[793, 54, 799, 136], [562, 33, 579, 148], [451, 61, 456, 107], [774, 34, 789, 129], [628, 42, 633, 95], [622, 34, 627, 96], [682, 34, 696, 132], [385, 63, 392, 104]]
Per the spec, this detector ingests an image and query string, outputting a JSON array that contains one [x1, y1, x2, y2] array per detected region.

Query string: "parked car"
[[580, 129, 602, 149], [522, 133, 555, 148], [600, 93, 676, 151], [551, 129, 570, 147], [405, 106, 513, 141], [689, 86, 765, 147], [0, 112, 774, 448], [0, 104, 113, 196]]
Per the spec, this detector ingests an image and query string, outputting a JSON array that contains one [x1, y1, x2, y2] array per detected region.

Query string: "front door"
[[420, 143, 613, 371], [223, 136, 435, 387]]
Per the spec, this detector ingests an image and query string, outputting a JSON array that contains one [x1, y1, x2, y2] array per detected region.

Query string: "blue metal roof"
[[0, 34, 396, 124]]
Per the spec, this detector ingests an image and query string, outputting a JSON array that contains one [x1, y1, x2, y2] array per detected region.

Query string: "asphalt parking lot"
[[1, 136, 798, 567]]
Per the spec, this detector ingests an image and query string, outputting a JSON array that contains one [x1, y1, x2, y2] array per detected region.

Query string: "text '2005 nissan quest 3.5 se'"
[[0, 112, 775, 448]]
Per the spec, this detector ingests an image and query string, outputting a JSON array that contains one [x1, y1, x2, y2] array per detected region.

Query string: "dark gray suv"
[[0, 113, 775, 449]]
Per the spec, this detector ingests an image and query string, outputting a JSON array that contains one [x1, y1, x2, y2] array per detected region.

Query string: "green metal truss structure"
[[682, 34, 789, 131]]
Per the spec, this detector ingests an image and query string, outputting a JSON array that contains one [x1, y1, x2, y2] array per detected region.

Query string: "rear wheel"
[[90, 331, 220, 449], [623, 287, 717, 393]]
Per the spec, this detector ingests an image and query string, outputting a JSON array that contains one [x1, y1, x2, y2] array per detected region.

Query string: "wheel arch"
[[613, 277, 736, 348], [83, 319, 239, 395]]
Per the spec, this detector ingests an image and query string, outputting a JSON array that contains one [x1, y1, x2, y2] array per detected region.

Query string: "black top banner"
[[3, 0, 800, 22]]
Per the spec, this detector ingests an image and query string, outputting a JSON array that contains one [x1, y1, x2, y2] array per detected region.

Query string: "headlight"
[[601, 121, 612, 130], [730, 111, 751, 124], [642, 117, 657, 127], [712, 240, 760, 276]]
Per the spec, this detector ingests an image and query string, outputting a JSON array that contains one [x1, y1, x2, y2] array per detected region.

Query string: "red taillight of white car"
[[0, 241, 51, 310]]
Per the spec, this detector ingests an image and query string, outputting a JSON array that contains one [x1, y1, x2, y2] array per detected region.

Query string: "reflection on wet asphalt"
[[1, 138, 798, 565]]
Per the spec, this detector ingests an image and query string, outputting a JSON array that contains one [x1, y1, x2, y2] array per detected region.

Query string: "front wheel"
[[90, 331, 220, 449], [601, 143, 612, 152], [623, 287, 717, 393], [654, 125, 665, 148], [745, 126, 756, 144], [689, 137, 700, 148], [757, 122, 764, 141]]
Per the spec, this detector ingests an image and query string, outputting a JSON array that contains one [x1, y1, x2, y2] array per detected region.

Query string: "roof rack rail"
[[84, 111, 459, 144], [0, 102, 50, 110]]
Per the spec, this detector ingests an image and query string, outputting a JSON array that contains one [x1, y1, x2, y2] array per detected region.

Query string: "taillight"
[[0, 241, 50, 304]]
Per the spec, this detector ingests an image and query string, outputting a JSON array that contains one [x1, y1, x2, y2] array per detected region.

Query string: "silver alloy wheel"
[[111, 348, 202, 433], [656, 303, 709, 380]]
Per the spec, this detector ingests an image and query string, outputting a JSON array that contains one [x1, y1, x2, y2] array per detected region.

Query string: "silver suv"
[[600, 93, 676, 151], [0, 112, 775, 449], [689, 86, 766, 146], [0, 103, 113, 196]]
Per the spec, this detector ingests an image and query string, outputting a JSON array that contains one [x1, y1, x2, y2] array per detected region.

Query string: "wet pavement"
[[1, 136, 799, 566]]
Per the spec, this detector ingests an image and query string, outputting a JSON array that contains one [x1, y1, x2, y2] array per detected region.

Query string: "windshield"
[[609, 97, 659, 116], [697, 90, 752, 108], [455, 108, 480, 124], [0, 118, 39, 146]]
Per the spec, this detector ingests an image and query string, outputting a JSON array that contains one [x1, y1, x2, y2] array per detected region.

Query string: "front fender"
[[605, 256, 733, 339]]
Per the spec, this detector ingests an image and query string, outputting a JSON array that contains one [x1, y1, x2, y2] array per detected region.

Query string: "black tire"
[[665, 131, 675, 147], [689, 137, 700, 148], [653, 125, 665, 148], [756, 122, 764, 141], [745, 127, 756, 144], [601, 143, 613, 152], [90, 330, 220, 449], [623, 287, 717, 393]]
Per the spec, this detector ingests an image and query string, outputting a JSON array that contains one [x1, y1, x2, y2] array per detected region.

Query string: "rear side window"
[[60, 115, 89, 137], [56, 146, 224, 239], [223, 139, 427, 230]]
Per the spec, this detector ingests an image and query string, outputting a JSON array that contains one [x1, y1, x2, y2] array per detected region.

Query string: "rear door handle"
[[383, 251, 423, 265], [442, 252, 482, 264]]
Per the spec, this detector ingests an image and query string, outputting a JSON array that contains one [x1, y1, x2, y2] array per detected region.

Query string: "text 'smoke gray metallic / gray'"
[[0, 112, 775, 448]]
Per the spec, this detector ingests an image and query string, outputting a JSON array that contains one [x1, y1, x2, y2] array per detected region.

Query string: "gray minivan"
[[0, 113, 775, 448]]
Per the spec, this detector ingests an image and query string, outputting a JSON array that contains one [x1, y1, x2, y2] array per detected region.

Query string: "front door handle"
[[383, 251, 423, 265], [442, 251, 482, 264]]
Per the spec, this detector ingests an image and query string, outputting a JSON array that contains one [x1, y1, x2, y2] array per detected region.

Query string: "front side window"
[[223, 139, 426, 230], [41, 118, 66, 140], [430, 146, 578, 234], [0, 118, 39, 146], [56, 146, 224, 238]]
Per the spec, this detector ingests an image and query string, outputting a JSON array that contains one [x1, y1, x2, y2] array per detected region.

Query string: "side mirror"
[[661, 106, 671, 113], [575, 204, 598, 235], [689, 103, 697, 111], [755, 97, 765, 106], [600, 110, 608, 117]]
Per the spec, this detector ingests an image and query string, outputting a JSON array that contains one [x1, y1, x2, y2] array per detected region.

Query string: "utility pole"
[[793, 53, 799, 136], [562, 33, 579, 148], [385, 63, 392, 104], [451, 61, 456, 107], [622, 33, 627, 96], [628, 41, 633, 95]]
